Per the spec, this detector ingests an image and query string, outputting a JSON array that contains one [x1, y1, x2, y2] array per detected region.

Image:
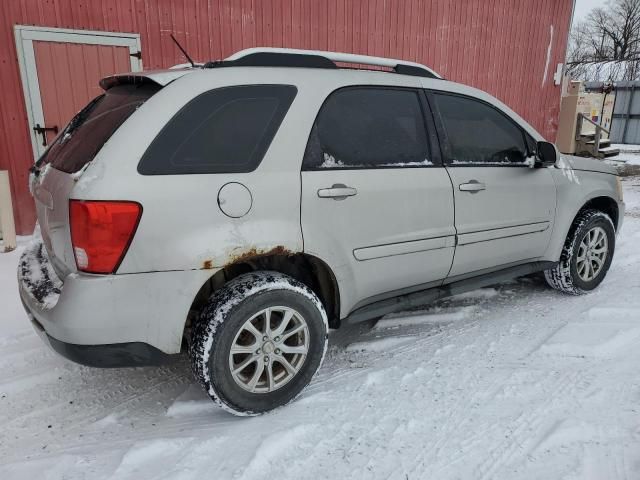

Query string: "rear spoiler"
[[99, 69, 193, 91]]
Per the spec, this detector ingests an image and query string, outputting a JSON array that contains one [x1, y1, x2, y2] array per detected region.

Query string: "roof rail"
[[204, 47, 442, 79]]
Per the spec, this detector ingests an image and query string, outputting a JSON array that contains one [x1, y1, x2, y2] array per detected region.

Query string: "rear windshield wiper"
[[60, 94, 105, 140]]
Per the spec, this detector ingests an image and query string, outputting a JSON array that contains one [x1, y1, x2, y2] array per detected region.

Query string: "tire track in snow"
[[473, 370, 585, 480], [0, 361, 192, 462]]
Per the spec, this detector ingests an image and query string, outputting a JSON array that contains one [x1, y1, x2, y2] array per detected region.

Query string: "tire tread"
[[189, 271, 328, 416], [544, 209, 614, 295]]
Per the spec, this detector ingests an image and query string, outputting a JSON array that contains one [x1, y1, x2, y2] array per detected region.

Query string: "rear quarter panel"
[[72, 69, 317, 274]]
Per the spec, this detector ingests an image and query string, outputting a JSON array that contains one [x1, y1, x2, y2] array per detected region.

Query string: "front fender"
[[544, 167, 621, 262]]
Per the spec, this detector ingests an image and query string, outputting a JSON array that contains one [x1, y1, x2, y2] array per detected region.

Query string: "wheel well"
[[185, 253, 341, 343], [579, 196, 619, 229]]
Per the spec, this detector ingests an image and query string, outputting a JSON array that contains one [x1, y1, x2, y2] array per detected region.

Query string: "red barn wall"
[[0, 0, 574, 235]]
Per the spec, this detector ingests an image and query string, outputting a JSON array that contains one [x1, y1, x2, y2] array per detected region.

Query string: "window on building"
[[303, 87, 432, 169]]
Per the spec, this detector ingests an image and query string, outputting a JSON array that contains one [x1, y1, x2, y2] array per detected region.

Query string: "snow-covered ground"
[[1, 179, 640, 480], [609, 144, 640, 166]]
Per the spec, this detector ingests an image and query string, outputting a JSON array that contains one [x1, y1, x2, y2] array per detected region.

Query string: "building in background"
[[0, 0, 575, 235]]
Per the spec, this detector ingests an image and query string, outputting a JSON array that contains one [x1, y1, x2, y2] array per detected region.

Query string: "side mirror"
[[535, 141, 557, 167]]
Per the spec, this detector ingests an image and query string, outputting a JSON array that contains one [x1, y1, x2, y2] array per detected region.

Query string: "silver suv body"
[[19, 48, 625, 415]]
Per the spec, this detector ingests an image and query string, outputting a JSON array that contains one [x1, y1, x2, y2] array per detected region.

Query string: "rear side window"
[[303, 87, 431, 169], [41, 84, 159, 174], [433, 93, 529, 165], [138, 85, 297, 175]]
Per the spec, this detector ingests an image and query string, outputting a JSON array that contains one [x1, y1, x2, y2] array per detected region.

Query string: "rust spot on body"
[[202, 260, 214, 270], [226, 245, 292, 266], [199, 246, 294, 270]]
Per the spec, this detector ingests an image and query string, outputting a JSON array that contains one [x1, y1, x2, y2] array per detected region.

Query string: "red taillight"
[[69, 200, 142, 274]]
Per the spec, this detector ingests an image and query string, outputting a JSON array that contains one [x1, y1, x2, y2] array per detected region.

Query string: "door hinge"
[[130, 51, 142, 60]]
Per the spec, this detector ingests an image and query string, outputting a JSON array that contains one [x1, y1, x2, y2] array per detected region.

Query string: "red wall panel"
[[33, 40, 132, 144], [0, 0, 574, 235]]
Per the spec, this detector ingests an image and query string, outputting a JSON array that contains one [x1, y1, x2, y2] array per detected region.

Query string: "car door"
[[429, 91, 556, 278], [300, 86, 456, 317]]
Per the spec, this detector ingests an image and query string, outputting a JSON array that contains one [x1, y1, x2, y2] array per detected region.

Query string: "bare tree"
[[568, 0, 640, 81]]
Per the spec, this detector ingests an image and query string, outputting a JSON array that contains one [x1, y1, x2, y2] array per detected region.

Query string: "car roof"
[[99, 47, 543, 141], [100, 47, 442, 90]]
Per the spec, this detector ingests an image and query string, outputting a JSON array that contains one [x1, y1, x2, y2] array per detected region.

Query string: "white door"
[[14, 25, 142, 160], [301, 87, 456, 316], [430, 91, 556, 277]]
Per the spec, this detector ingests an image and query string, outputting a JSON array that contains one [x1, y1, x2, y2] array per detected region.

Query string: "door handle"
[[317, 184, 358, 200], [459, 180, 486, 193]]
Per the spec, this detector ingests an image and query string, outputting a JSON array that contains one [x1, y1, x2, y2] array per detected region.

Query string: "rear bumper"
[[24, 309, 173, 367], [47, 334, 173, 368], [19, 240, 213, 365]]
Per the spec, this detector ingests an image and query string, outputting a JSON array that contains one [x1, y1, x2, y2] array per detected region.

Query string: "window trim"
[[137, 84, 297, 176], [301, 85, 443, 172], [426, 90, 535, 168]]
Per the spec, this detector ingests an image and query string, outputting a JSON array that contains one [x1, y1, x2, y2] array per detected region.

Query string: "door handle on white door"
[[317, 184, 358, 200], [459, 180, 486, 193]]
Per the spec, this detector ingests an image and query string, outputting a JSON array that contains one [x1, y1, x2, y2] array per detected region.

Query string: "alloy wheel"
[[576, 226, 608, 282], [228, 306, 309, 393]]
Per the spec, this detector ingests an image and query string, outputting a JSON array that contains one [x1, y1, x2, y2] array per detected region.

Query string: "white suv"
[[19, 48, 624, 415]]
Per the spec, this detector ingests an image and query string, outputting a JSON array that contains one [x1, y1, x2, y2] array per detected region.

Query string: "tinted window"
[[303, 88, 431, 169], [433, 93, 529, 165], [138, 85, 297, 175], [41, 84, 159, 174]]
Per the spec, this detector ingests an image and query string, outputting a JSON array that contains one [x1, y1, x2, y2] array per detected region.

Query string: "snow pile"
[[319, 152, 345, 168], [166, 385, 214, 417], [239, 425, 318, 479], [449, 287, 498, 301], [112, 438, 194, 479], [319, 152, 434, 168], [379, 158, 434, 167], [608, 144, 640, 166], [539, 307, 640, 358], [17, 237, 62, 310], [346, 336, 417, 352], [374, 305, 477, 329]]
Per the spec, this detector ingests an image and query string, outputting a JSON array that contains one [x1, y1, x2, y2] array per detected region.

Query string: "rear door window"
[[41, 83, 159, 174], [138, 85, 297, 175], [303, 87, 432, 169]]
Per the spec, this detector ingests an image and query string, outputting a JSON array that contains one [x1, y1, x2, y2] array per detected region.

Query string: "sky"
[[573, 0, 607, 24]]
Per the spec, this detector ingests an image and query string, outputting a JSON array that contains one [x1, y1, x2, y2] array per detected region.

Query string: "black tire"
[[544, 209, 615, 295], [190, 271, 328, 416]]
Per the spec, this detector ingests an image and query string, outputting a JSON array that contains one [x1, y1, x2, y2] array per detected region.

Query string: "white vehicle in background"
[[19, 48, 624, 416]]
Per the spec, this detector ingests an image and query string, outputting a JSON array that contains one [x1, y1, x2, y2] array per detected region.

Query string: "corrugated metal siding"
[[603, 82, 640, 144], [0, 0, 574, 234]]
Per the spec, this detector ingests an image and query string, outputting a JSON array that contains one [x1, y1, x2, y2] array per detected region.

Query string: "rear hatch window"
[[39, 83, 160, 174]]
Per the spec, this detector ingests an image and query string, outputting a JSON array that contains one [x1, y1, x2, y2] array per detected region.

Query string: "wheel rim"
[[228, 306, 309, 393], [576, 226, 608, 282]]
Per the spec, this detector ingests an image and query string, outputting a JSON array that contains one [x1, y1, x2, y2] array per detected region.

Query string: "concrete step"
[[586, 139, 611, 147], [601, 148, 620, 158]]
